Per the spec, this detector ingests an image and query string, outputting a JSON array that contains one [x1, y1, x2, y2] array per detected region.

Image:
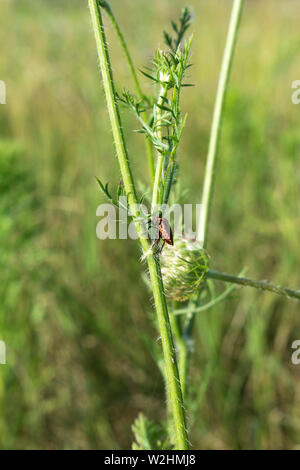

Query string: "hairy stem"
[[100, 0, 155, 184], [88, 0, 189, 450], [207, 269, 300, 301], [152, 83, 169, 210], [198, 0, 244, 246], [170, 314, 188, 400]]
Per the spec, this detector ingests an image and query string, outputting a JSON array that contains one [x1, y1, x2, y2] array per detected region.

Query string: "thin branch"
[[151, 83, 169, 210], [198, 0, 244, 246], [172, 282, 238, 316], [207, 269, 300, 301]]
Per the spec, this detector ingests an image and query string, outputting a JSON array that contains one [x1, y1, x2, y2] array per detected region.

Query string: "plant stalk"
[[88, 0, 189, 450], [206, 269, 300, 301], [100, 0, 155, 184], [173, 282, 238, 316], [152, 82, 169, 210], [198, 0, 244, 246], [170, 314, 188, 400]]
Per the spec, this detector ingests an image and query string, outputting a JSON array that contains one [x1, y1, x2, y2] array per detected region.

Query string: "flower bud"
[[161, 237, 209, 302]]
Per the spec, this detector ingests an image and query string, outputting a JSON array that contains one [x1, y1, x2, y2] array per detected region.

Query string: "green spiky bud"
[[161, 237, 210, 302]]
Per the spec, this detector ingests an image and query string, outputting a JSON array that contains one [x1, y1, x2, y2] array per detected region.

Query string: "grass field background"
[[0, 0, 299, 449]]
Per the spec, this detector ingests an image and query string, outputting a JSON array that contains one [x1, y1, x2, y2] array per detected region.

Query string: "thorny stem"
[[199, 0, 244, 246], [207, 269, 300, 301], [100, 1, 155, 184], [88, 0, 189, 450]]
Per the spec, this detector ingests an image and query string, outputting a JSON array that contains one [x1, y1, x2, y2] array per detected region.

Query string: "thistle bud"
[[161, 237, 209, 302]]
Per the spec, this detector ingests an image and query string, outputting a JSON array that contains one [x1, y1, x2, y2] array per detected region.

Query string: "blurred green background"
[[0, 0, 300, 449]]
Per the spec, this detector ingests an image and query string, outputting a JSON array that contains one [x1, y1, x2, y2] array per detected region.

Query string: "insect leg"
[[151, 238, 160, 250], [158, 241, 166, 254]]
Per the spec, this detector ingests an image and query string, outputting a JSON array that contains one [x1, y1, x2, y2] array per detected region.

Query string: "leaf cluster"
[[163, 7, 193, 52]]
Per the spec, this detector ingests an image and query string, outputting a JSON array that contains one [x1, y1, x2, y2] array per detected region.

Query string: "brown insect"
[[150, 216, 174, 252]]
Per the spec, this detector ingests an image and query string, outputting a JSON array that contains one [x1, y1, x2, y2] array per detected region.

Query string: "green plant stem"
[[199, 0, 244, 246], [170, 295, 198, 400], [88, 0, 189, 450], [170, 314, 188, 400], [207, 269, 300, 301], [173, 283, 238, 316], [152, 83, 169, 210], [173, 268, 300, 315], [100, 1, 155, 185], [146, 140, 155, 187]]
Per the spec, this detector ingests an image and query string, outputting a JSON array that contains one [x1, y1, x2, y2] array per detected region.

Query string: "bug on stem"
[[150, 215, 174, 252]]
